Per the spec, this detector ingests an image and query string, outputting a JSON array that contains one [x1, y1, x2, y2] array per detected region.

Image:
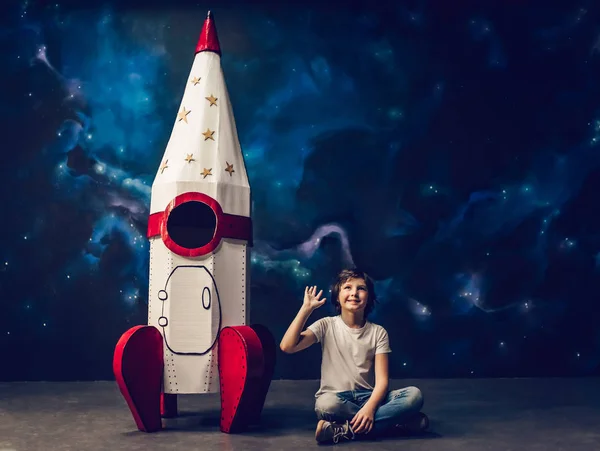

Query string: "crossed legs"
[[315, 386, 425, 436]]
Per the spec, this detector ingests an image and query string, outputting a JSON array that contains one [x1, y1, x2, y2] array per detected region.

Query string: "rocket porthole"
[[166, 201, 216, 249], [158, 290, 168, 301], [158, 316, 168, 327]]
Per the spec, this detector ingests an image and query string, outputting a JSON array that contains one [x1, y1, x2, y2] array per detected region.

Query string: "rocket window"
[[166, 201, 217, 249]]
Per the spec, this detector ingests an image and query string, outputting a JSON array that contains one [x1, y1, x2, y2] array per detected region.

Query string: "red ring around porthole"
[[147, 192, 252, 257]]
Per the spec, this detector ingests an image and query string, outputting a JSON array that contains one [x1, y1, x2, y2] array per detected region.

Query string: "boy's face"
[[338, 277, 369, 313]]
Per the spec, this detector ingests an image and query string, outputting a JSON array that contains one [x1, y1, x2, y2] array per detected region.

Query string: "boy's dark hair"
[[330, 268, 377, 318]]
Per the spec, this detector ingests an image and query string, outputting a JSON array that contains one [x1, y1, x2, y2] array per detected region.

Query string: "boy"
[[280, 268, 428, 444]]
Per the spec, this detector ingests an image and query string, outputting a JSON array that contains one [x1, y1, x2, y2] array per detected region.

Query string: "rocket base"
[[113, 325, 164, 433], [161, 393, 178, 418], [113, 324, 275, 434], [218, 324, 276, 433]]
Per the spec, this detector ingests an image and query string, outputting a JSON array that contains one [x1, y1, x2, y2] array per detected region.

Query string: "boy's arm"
[[279, 306, 317, 354], [351, 353, 389, 434], [368, 327, 392, 408], [364, 353, 390, 410], [280, 285, 326, 354]]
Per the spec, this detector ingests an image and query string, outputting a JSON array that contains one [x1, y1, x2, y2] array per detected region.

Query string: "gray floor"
[[1, 378, 600, 450]]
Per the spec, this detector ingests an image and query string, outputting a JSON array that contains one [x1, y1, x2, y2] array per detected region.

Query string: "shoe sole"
[[315, 420, 328, 442]]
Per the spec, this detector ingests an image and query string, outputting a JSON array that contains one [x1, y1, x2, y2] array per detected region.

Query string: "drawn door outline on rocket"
[[158, 265, 222, 356]]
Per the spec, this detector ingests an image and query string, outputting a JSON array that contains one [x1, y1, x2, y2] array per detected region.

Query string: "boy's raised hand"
[[303, 285, 326, 311]]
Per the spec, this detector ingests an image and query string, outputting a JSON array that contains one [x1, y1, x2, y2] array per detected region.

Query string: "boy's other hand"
[[303, 285, 326, 311], [350, 405, 375, 434]]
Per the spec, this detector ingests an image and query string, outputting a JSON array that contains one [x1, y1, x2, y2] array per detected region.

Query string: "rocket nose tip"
[[207, 10, 213, 18]]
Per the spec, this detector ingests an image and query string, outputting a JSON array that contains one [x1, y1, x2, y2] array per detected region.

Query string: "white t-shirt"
[[307, 315, 392, 398]]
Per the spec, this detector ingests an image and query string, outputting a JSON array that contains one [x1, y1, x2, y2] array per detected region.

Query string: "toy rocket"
[[112, 11, 275, 434]]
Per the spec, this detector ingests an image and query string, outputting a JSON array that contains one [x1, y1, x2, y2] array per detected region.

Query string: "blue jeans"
[[314, 386, 424, 435]]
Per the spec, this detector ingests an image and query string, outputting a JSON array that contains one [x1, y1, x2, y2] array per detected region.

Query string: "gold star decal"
[[225, 161, 234, 176], [177, 107, 191, 123], [190, 76, 201, 86], [205, 94, 218, 106], [202, 128, 215, 141], [159, 160, 168, 174], [201, 168, 212, 178], [184, 154, 195, 163]]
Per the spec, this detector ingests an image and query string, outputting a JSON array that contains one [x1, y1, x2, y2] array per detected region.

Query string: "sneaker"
[[315, 419, 356, 444], [394, 412, 429, 435]]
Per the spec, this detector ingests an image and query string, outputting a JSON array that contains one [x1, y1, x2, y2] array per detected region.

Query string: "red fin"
[[247, 324, 276, 423], [218, 326, 264, 433], [113, 325, 164, 432]]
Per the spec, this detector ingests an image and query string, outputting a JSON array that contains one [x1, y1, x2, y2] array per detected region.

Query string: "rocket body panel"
[[148, 239, 249, 394], [212, 239, 249, 328], [163, 347, 219, 394]]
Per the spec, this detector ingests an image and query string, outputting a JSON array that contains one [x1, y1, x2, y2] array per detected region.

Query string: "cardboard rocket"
[[112, 11, 275, 434]]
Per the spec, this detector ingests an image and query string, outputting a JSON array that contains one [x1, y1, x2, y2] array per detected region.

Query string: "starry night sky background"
[[2, 0, 600, 381]]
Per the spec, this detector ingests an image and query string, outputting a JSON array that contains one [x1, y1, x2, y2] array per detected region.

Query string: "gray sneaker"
[[315, 419, 356, 444]]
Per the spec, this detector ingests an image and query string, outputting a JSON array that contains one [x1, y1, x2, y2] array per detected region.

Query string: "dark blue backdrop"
[[2, 0, 600, 380]]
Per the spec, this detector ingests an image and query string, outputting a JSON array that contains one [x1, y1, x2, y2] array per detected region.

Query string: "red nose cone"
[[195, 11, 221, 56]]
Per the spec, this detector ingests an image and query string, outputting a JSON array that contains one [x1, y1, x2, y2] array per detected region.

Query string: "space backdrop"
[[2, 0, 600, 380]]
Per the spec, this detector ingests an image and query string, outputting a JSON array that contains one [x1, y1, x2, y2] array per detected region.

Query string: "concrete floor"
[[1, 378, 600, 450]]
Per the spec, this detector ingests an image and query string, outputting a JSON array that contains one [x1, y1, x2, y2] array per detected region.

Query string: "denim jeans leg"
[[315, 391, 361, 422], [353, 389, 374, 408], [372, 386, 424, 434]]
